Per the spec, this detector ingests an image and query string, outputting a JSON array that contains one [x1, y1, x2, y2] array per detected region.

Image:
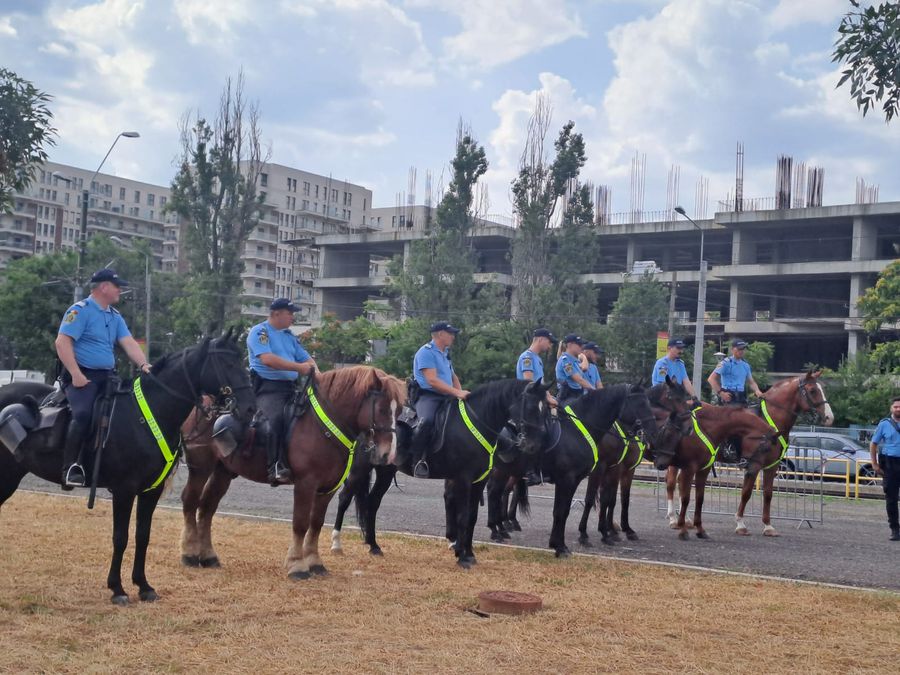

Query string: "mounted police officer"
[[410, 321, 469, 479], [707, 339, 762, 405], [247, 298, 318, 486], [581, 341, 605, 390], [516, 328, 557, 485], [651, 337, 697, 397], [555, 334, 594, 407], [870, 396, 900, 541], [55, 268, 151, 489]]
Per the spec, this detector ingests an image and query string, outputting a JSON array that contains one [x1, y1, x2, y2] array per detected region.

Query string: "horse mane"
[[697, 403, 772, 436], [647, 383, 667, 406], [574, 383, 629, 430], [465, 378, 528, 423], [317, 366, 407, 406]]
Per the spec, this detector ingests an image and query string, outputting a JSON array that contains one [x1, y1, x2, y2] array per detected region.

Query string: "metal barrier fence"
[[655, 449, 826, 528]]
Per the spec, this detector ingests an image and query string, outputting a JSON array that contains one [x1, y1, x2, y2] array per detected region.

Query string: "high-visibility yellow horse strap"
[[691, 406, 719, 471], [307, 385, 356, 494], [613, 420, 647, 470], [760, 400, 789, 471], [134, 378, 177, 492], [458, 399, 496, 484], [565, 405, 598, 472]]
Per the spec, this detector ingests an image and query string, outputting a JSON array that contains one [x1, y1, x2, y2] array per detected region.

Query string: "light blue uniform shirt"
[[585, 363, 601, 388], [247, 321, 310, 381], [516, 349, 544, 381], [714, 356, 752, 392], [872, 417, 900, 458], [652, 356, 689, 386], [556, 353, 584, 391], [58, 296, 131, 370], [413, 340, 454, 390]]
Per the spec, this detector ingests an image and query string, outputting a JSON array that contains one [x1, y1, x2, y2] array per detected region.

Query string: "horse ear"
[[665, 374, 674, 387], [224, 326, 234, 342], [811, 370, 822, 380]]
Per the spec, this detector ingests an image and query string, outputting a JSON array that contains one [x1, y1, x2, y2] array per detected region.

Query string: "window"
[[260, 173, 268, 187], [64, 193, 70, 206], [119, 187, 126, 200], [303, 181, 310, 196], [147, 193, 155, 206], [315, 185, 319, 198], [331, 189, 338, 202], [134, 190, 140, 203], [159, 196, 166, 208], [302, 199, 309, 211]]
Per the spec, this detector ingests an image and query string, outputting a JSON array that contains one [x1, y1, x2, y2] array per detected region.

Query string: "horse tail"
[[353, 466, 373, 529], [515, 478, 530, 517]]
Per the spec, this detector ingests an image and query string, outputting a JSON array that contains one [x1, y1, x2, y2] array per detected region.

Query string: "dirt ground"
[[1, 492, 897, 674]]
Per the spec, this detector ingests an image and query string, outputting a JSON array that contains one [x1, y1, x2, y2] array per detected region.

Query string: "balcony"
[[0, 239, 34, 252], [242, 248, 276, 262]]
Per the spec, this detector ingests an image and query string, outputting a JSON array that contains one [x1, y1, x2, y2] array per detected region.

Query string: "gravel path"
[[17, 468, 898, 592]]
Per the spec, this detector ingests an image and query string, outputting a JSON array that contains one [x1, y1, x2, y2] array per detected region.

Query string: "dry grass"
[[0, 492, 897, 674]]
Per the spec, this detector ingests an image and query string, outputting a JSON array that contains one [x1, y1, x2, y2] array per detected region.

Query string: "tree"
[[824, 350, 899, 426], [833, 1, 900, 122], [598, 277, 669, 381], [301, 314, 384, 371], [857, 259, 900, 370], [0, 68, 56, 212], [167, 71, 269, 335], [372, 318, 431, 378]]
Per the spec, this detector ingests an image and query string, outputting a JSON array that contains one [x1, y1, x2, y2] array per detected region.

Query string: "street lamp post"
[[674, 206, 707, 392], [109, 235, 151, 360], [75, 131, 140, 303]]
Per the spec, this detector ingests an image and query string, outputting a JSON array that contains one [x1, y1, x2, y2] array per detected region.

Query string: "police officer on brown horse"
[[55, 268, 151, 489], [247, 298, 318, 485]]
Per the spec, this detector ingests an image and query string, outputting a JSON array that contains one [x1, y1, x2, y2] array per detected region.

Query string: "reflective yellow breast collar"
[[564, 405, 598, 472], [613, 420, 646, 469], [307, 385, 356, 495], [691, 406, 719, 470], [760, 400, 789, 471], [458, 399, 496, 484], [134, 378, 178, 492]]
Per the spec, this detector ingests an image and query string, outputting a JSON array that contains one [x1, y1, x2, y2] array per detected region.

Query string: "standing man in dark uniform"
[[247, 298, 318, 486], [56, 268, 151, 488], [410, 321, 469, 479], [708, 339, 763, 405], [870, 397, 900, 541]]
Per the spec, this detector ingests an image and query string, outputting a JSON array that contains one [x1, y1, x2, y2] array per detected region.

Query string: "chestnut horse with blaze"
[[180, 366, 405, 579]]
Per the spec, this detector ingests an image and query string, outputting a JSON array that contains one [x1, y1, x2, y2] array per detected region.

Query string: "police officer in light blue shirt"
[[55, 268, 151, 488], [247, 298, 318, 485], [516, 328, 555, 382], [708, 338, 762, 405], [410, 321, 468, 478], [581, 342, 604, 390], [651, 337, 696, 397], [870, 397, 900, 540], [556, 334, 594, 406]]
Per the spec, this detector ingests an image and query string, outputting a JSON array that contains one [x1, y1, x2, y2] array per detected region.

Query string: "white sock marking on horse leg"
[[331, 529, 343, 552]]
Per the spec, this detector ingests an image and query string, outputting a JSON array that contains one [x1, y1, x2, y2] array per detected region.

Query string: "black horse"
[[0, 333, 254, 605], [394, 378, 549, 568], [330, 459, 397, 557], [535, 383, 661, 558]]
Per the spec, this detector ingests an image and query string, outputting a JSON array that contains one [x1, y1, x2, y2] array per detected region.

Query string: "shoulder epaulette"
[[74, 300, 87, 307], [111, 307, 121, 314]]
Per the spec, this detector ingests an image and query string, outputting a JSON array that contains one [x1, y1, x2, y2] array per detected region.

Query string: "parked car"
[[786, 432, 877, 483]]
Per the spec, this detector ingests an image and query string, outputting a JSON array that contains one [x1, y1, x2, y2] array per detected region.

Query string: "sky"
[[2, 0, 898, 218]]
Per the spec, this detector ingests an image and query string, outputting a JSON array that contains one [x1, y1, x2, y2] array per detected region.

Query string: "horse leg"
[[693, 468, 711, 539], [107, 490, 136, 605], [507, 478, 523, 531], [578, 470, 599, 547], [486, 473, 508, 542], [330, 469, 361, 556], [676, 469, 692, 540], [620, 468, 638, 540], [761, 466, 779, 536], [364, 465, 395, 556], [303, 493, 333, 576], [735, 469, 756, 536], [549, 478, 576, 558], [666, 466, 679, 527], [180, 462, 212, 567], [196, 462, 233, 568], [444, 479, 457, 546], [450, 480, 474, 567], [132, 488, 162, 602], [464, 484, 484, 563], [603, 468, 621, 543], [0, 450, 27, 510], [286, 479, 315, 580]]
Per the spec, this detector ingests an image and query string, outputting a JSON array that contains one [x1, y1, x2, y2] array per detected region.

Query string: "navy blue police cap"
[[583, 341, 604, 353], [533, 327, 556, 341], [430, 321, 460, 334], [562, 334, 584, 345], [731, 338, 748, 349], [90, 268, 128, 287], [270, 297, 300, 312], [668, 337, 686, 348]]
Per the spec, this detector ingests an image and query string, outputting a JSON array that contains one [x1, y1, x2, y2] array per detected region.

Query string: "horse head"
[[197, 331, 255, 423], [517, 378, 551, 454], [620, 383, 660, 451], [798, 370, 833, 426]]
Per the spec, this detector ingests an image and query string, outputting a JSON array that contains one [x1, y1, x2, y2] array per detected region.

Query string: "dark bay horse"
[[396, 378, 549, 568], [330, 459, 396, 557], [0, 334, 254, 604], [181, 366, 406, 579]]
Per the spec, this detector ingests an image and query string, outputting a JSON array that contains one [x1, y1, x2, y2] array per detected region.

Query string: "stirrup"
[[268, 462, 292, 486], [413, 459, 430, 479], [64, 463, 86, 488]]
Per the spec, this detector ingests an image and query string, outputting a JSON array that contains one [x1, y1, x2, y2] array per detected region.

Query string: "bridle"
[[757, 377, 830, 422], [360, 388, 396, 456], [512, 386, 549, 448]]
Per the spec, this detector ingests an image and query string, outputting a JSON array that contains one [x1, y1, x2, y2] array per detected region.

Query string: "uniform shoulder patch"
[[658, 367, 667, 377], [258, 328, 269, 345], [564, 363, 574, 375], [522, 357, 532, 369], [64, 309, 79, 323]]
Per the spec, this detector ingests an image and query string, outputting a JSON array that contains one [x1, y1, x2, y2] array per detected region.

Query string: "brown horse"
[[180, 366, 405, 579], [665, 403, 774, 540]]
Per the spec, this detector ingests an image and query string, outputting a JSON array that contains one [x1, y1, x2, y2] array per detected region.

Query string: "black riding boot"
[[61, 419, 87, 490], [265, 423, 291, 487], [411, 420, 434, 479]]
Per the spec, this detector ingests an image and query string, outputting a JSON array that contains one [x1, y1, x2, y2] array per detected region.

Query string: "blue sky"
[[1, 0, 897, 217]]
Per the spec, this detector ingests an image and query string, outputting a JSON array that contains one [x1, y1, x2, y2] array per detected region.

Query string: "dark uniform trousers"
[[62, 367, 113, 471], [880, 454, 900, 531], [254, 377, 295, 467], [412, 391, 448, 462]]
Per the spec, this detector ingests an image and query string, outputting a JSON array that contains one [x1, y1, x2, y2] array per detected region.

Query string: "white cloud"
[[767, 0, 847, 31], [410, 0, 586, 71], [174, 0, 256, 48], [39, 42, 72, 57], [0, 15, 17, 37]]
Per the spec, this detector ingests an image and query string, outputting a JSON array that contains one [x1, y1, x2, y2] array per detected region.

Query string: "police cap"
[[430, 321, 460, 334], [90, 268, 128, 287], [731, 338, 748, 349], [562, 334, 584, 346], [270, 297, 300, 312], [667, 337, 686, 348], [583, 341, 604, 353], [533, 327, 556, 341]]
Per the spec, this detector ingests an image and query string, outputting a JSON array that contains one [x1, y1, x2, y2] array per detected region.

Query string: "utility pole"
[[674, 206, 707, 390], [667, 269, 678, 336]]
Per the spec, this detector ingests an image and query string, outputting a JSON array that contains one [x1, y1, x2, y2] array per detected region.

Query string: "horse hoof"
[[763, 526, 779, 537], [288, 570, 311, 581], [139, 589, 159, 602], [610, 532, 622, 542], [181, 555, 201, 568], [625, 531, 639, 541], [369, 546, 383, 557], [330, 547, 344, 555], [510, 521, 522, 532], [685, 519, 694, 528], [490, 531, 504, 542], [602, 538, 615, 547], [678, 531, 689, 541], [695, 531, 709, 540], [309, 564, 329, 577], [668, 520, 680, 530], [554, 548, 571, 559], [447, 540, 456, 550], [735, 527, 750, 536], [111, 594, 130, 606], [199, 557, 220, 569], [457, 560, 472, 570], [578, 534, 591, 546]]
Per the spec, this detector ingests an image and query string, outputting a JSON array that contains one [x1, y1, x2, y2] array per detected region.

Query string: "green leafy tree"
[[833, 1, 900, 121], [167, 71, 268, 335], [824, 350, 899, 426], [301, 314, 384, 371], [0, 68, 56, 212], [453, 321, 530, 387], [372, 318, 430, 378]]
